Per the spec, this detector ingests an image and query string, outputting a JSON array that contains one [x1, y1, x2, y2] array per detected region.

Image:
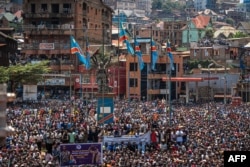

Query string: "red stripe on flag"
[[167, 47, 171, 52], [119, 36, 128, 41], [151, 46, 156, 51], [98, 113, 113, 124], [71, 47, 80, 54]]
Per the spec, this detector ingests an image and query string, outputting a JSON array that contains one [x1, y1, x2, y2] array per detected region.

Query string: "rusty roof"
[[192, 15, 211, 29]]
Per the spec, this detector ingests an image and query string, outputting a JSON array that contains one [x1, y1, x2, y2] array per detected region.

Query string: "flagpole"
[[148, 28, 152, 101], [169, 56, 172, 127], [133, 25, 136, 101], [118, 10, 120, 100], [167, 40, 172, 127]]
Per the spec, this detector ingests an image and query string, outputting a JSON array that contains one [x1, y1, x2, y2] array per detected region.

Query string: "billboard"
[[60, 143, 102, 166], [97, 96, 114, 124]]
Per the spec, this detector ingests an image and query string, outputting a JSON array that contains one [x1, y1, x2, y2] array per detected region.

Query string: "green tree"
[[0, 61, 51, 91], [152, 0, 164, 9], [232, 31, 248, 38], [225, 18, 235, 26], [152, 0, 185, 13], [205, 28, 214, 39]]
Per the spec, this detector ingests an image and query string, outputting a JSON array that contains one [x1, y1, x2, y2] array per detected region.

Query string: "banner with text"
[[60, 143, 102, 166]]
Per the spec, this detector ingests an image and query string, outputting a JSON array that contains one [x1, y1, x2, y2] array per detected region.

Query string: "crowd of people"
[[0, 98, 249, 167]]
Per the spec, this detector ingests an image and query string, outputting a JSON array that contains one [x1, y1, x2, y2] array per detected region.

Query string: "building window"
[[63, 3, 71, 13], [130, 63, 138, 71], [129, 78, 138, 87], [31, 4, 35, 13], [41, 4, 47, 12], [82, 74, 90, 83], [51, 4, 59, 13], [82, 3, 87, 10]]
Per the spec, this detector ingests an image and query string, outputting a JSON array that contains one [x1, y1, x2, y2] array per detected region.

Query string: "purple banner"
[[60, 143, 102, 166]]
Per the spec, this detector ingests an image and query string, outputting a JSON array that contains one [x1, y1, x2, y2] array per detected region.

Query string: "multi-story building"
[[194, 0, 207, 11], [21, 0, 113, 99], [0, 0, 10, 4], [163, 21, 187, 48], [122, 38, 186, 101], [0, 29, 18, 66], [116, 0, 136, 11]]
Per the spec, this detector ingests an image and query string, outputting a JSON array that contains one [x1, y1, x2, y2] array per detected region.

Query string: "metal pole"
[[80, 73, 83, 99], [224, 75, 227, 105], [69, 69, 72, 100], [128, 68, 130, 101], [118, 9, 120, 100], [208, 63, 214, 112], [134, 27, 136, 100], [169, 65, 172, 126], [167, 40, 172, 127]]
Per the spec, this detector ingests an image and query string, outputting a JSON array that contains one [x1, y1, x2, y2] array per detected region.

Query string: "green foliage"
[[152, 0, 163, 9], [152, 0, 185, 14], [187, 60, 212, 69], [225, 18, 235, 26], [0, 66, 9, 83], [0, 61, 51, 85], [232, 31, 248, 38], [205, 28, 214, 39], [90, 47, 112, 69]]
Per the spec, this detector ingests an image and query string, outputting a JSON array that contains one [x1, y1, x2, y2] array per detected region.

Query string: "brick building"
[[123, 38, 187, 100], [21, 0, 113, 98]]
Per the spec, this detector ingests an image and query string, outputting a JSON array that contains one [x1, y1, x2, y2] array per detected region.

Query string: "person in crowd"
[[1, 98, 249, 166]]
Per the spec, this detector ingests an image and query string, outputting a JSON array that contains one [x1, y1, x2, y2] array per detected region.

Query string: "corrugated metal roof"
[[192, 15, 211, 29], [2, 12, 15, 21]]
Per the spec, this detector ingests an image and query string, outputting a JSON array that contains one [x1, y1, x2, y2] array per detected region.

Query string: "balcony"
[[24, 24, 75, 36], [147, 73, 166, 79], [147, 89, 161, 94], [23, 43, 70, 50], [23, 12, 74, 19]]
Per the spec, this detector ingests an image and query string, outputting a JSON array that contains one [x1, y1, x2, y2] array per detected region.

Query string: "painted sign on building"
[[39, 43, 54, 50]]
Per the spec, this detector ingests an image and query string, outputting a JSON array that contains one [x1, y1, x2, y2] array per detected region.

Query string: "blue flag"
[[70, 35, 90, 69], [135, 39, 144, 70], [119, 22, 134, 55], [151, 40, 158, 70], [167, 40, 174, 70], [168, 52, 175, 71]]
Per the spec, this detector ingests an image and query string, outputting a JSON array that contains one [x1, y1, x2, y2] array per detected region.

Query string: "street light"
[[222, 74, 227, 105], [208, 63, 214, 112]]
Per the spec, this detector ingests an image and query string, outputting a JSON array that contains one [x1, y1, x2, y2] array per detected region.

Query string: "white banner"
[[37, 78, 65, 85], [103, 131, 151, 144], [23, 85, 37, 100]]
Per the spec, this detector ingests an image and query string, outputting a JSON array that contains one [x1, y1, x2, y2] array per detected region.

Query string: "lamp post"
[[208, 63, 214, 112], [223, 74, 227, 105], [69, 67, 72, 100]]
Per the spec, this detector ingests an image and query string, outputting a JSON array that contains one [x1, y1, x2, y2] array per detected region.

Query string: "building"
[[21, 0, 113, 99], [194, 0, 207, 11], [122, 38, 186, 101], [163, 21, 187, 47], [0, 30, 17, 66], [182, 15, 211, 45]]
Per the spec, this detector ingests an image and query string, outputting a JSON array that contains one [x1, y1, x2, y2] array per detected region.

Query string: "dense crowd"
[[0, 98, 249, 167]]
